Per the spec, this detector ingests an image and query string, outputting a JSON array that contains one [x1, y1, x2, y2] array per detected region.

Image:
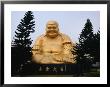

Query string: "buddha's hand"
[[53, 54, 63, 62], [32, 54, 43, 63], [62, 54, 74, 63]]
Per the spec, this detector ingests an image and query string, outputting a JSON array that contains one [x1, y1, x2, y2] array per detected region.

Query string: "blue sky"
[[11, 11, 100, 46]]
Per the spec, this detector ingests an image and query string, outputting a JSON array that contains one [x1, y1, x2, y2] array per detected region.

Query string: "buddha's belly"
[[42, 37, 63, 54], [42, 44, 63, 54]]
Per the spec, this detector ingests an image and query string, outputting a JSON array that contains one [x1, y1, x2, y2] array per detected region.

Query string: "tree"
[[73, 19, 94, 75], [77, 19, 94, 60], [11, 11, 35, 75], [14, 11, 35, 48]]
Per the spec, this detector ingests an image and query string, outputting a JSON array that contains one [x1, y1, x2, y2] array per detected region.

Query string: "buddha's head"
[[46, 20, 59, 38]]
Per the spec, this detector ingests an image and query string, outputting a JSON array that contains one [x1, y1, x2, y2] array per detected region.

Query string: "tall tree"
[[14, 11, 35, 48], [73, 19, 94, 75], [77, 19, 94, 60], [11, 11, 35, 75]]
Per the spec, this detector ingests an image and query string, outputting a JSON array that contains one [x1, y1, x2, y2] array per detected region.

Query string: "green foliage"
[[91, 30, 100, 62], [14, 11, 35, 48], [73, 19, 100, 75], [11, 11, 35, 75], [75, 19, 94, 60]]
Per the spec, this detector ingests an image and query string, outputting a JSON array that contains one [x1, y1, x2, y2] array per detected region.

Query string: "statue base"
[[34, 64, 77, 75]]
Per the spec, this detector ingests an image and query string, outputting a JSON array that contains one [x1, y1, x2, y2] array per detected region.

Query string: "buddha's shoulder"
[[60, 33, 71, 40], [38, 34, 45, 38], [35, 34, 45, 41]]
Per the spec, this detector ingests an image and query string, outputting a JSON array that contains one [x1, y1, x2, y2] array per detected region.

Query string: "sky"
[[11, 11, 100, 46]]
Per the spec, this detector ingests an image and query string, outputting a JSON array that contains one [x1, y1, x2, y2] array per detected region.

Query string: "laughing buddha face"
[[46, 20, 59, 38]]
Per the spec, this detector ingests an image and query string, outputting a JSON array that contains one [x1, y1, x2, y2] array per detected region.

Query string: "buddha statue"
[[32, 20, 76, 64]]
